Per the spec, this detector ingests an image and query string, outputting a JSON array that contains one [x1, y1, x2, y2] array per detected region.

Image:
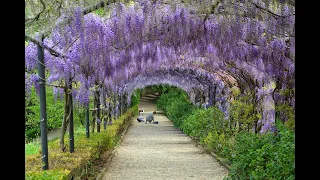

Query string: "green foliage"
[[26, 169, 71, 180], [229, 91, 261, 133], [25, 86, 64, 141], [225, 121, 295, 180], [25, 141, 41, 156], [25, 87, 41, 141], [230, 86, 240, 96], [25, 86, 86, 142], [166, 99, 194, 128], [25, 105, 138, 180], [275, 88, 295, 131], [156, 87, 194, 127], [157, 87, 294, 179], [73, 105, 86, 126], [145, 85, 160, 93], [130, 89, 141, 107], [156, 86, 188, 112], [144, 84, 169, 94], [94, 7, 105, 16], [159, 84, 169, 94], [276, 103, 295, 130], [25, 128, 40, 143], [182, 107, 224, 141], [46, 90, 64, 131]]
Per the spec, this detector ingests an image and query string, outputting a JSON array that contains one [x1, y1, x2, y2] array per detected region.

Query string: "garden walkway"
[[97, 94, 228, 180]]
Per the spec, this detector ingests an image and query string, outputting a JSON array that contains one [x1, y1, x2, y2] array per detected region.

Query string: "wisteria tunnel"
[[25, 0, 295, 177]]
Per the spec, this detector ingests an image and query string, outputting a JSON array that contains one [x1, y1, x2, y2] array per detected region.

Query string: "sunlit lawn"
[[25, 141, 40, 156], [25, 125, 90, 156]]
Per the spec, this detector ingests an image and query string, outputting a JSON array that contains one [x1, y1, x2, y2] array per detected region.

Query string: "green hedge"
[[156, 87, 295, 179], [25, 105, 138, 180], [225, 121, 295, 180]]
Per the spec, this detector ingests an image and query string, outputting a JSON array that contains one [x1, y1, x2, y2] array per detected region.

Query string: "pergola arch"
[[24, 0, 295, 171], [121, 66, 240, 120], [25, 0, 294, 135]]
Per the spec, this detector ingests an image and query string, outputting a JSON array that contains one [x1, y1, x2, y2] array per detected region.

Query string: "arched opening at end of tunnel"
[[134, 85, 186, 114], [132, 83, 222, 120]]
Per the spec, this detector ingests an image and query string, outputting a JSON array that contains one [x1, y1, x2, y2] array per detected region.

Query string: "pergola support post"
[[37, 38, 49, 170]]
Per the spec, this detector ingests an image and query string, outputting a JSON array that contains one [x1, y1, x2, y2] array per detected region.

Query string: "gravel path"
[[98, 99, 228, 180]]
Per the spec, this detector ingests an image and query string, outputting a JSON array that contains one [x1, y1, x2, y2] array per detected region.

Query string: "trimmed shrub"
[[25, 105, 138, 180], [226, 121, 295, 180], [156, 87, 295, 179]]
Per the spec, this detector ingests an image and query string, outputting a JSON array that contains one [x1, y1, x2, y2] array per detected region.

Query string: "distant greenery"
[[130, 89, 141, 107], [25, 124, 88, 156], [144, 84, 169, 94], [156, 86, 194, 127], [94, 7, 106, 17], [25, 86, 64, 142], [156, 86, 295, 179], [25, 86, 85, 143]]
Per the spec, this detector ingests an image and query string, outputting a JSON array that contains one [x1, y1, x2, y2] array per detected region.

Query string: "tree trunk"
[[60, 83, 69, 152], [102, 93, 107, 130], [103, 110, 107, 130], [91, 98, 96, 133], [109, 102, 112, 124], [86, 105, 90, 138], [68, 79, 74, 153], [121, 93, 125, 116], [96, 90, 101, 133], [213, 85, 217, 106], [116, 94, 120, 119], [113, 94, 117, 121], [119, 94, 122, 116]]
